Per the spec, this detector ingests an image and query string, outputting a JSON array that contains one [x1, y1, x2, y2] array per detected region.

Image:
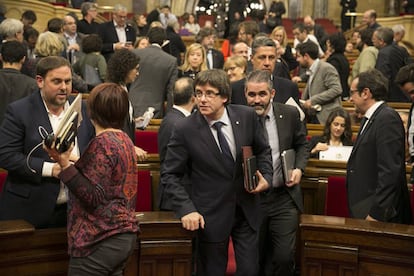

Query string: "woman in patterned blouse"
[[45, 83, 139, 275]]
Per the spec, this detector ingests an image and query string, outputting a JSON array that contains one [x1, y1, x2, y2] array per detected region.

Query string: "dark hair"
[[395, 63, 414, 86], [195, 27, 216, 43], [47, 17, 64, 33], [327, 32, 346, 54], [195, 69, 231, 103], [106, 49, 139, 84], [147, 26, 166, 45], [357, 68, 388, 101], [23, 26, 39, 41], [360, 28, 375, 47], [238, 21, 260, 36], [0, 41, 26, 63], [21, 10, 37, 23], [322, 108, 353, 145], [251, 36, 275, 56], [374, 27, 394, 45], [296, 41, 319, 60], [292, 22, 306, 33], [81, 34, 102, 53], [173, 77, 194, 105], [36, 56, 71, 78], [88, 83, 129, 129]]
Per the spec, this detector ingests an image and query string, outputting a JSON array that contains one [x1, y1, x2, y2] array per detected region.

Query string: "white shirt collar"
[[364, 101, 384, 120], [173, 105, 191, 117]]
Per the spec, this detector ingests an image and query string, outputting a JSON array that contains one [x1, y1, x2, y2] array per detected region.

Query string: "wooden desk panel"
[[0, 212, 193, 276], [300, 214, 414, 275]]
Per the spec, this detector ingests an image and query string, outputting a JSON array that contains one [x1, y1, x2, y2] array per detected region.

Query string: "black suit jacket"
[[327, 52, 350, 99], [157, 108, 188, 210], [0, 68, 38, 125], [98, 21, 136, 61], [375, 43, 411, 102], [231, 76, 299, 105], [161, 105, 273, 242], [207, 48, 225, 69], [269, 102, 309, 211], [346, 103, 412, 223], [0, 92, 95, 228]]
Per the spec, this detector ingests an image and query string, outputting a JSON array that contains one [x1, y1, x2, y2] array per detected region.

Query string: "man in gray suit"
[[296, 41, 342, 124], [245, 70, 309, 275], [129, 26, 178, 118]]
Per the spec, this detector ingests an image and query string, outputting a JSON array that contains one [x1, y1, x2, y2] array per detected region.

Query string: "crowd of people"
[[0, 1, 413, 275]]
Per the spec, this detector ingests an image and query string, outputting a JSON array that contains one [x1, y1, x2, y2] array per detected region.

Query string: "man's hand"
[[181, 212, 205, 231], [286, 168, 302, 187], [366, 214, 378, 221], [249, 170, 270, 193]]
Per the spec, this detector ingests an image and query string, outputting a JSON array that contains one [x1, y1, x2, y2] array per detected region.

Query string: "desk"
[[0, 212, 193, 276], [300, 214, 414, 275]]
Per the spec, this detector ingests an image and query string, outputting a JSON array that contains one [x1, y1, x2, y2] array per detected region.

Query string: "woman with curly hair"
[[106, 49, 147, 161], [309, 108, 353, 158]]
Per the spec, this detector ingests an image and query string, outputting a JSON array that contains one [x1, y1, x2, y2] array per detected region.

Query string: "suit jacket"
[[129, 46, 178, 118], [157, 108, 188, 210], [231, 76, 299, 105], [375, 43, 411, 102], [0, 92, 95, 228], [346, 103, 412, 224], [161, 105, 273, 242], [0, 68, 38, 125], [98, 21, 136, 61], [327, 52, 350, 99], [207, 48, 225, 69], [302, 61, 342, 124], [269, 102, 309, 212]]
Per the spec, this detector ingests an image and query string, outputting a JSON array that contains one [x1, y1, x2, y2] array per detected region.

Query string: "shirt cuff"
[[42, 161, 55, 177]]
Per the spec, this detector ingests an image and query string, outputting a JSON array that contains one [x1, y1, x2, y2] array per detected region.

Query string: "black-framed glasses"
[[194, 90, 220, 99]]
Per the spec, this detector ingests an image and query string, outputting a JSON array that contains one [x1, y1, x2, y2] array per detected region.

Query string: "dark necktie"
[[213, 121, 234, 169], [357, 116, 368, 137], [260, 116, 269, 143]]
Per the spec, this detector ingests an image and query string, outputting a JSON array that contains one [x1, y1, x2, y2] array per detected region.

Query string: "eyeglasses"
[[194, 90, 220, 99]]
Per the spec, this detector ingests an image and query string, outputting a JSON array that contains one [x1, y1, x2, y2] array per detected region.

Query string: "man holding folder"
[[245, 70, 309, 276]]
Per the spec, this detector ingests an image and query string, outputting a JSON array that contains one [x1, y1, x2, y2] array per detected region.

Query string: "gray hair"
[[0, 18, 24, 39]]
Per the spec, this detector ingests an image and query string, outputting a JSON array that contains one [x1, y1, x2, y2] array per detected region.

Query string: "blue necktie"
[[213, 121, 234, 169]]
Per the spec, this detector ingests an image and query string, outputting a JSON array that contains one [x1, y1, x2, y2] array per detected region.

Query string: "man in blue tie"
[[160, 69, 273, 275]]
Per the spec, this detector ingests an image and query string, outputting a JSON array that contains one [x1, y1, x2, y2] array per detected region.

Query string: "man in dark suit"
[[0, 41, 37, 125], [0, 56, 95, 229], [232, 37, 299, 105], [373, 27, 412, 102], [157, 77, 195, 210], [129, 27, 178, 119], [63, 14, 84, 65], [245, 70, 309, 275], [196, 27, 224, 69], [98, 4, 136, 61], [347, 69, 411, 224], [161, 69, 273, 275]]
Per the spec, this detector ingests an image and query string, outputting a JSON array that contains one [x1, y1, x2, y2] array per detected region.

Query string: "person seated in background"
[[309, 108, 353, 158], [178, 43, 208, 80], [224, 55, 247, 83], [270, 25, 298, 73], [183, 13, 200, 35]]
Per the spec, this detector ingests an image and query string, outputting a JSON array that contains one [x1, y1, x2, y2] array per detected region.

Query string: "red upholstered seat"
[[135, 130, 158, 153], [324, 176, 350, 217], [226, 237, 236, 275], [0, 170, 7, 193], [136, 170, 152, 211]]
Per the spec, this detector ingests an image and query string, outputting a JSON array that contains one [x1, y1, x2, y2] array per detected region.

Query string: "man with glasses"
[[347, 69, 412, 224], [161, 69, 273, 275], [98, 4, 136, 61]]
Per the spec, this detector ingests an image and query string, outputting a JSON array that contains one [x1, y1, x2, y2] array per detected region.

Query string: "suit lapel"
[[227, 106, 242, 166]]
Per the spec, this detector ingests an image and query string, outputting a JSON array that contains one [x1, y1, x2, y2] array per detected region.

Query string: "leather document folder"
[[281, 149, 295, 183], [242, 146, 258, 191]]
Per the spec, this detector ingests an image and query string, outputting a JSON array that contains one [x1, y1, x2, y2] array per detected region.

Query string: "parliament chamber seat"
[[135, 130, 158, 154], [324, 176, 350, 217], [0, 170, 6, 193], [136, 170, 152, 212]]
